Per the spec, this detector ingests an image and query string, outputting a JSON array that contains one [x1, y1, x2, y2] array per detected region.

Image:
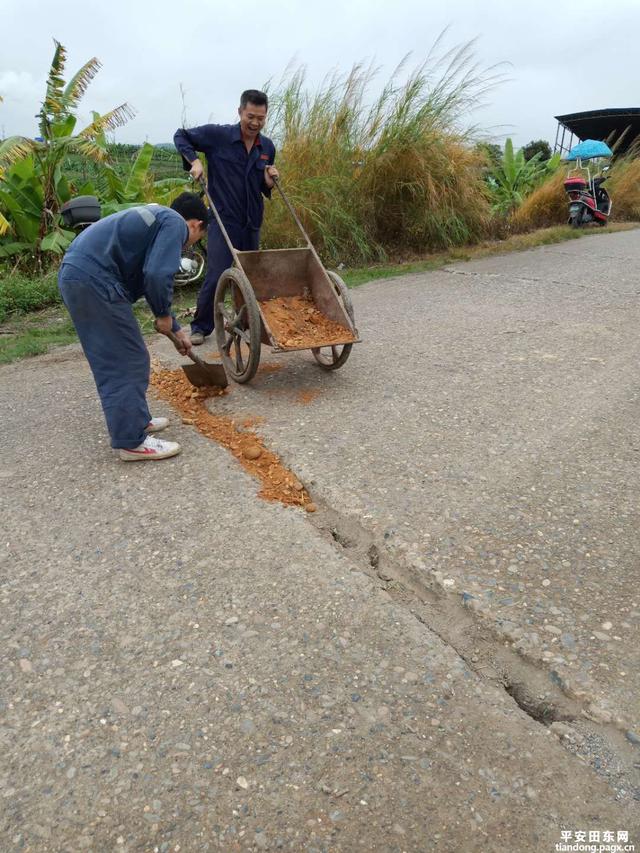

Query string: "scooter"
[[60, 195, 206, 285], [564, 164, 612, 228], [562, 139, 613, 229]]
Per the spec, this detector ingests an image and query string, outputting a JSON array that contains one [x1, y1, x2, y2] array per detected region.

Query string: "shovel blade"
[[182, 361, 228, 389]]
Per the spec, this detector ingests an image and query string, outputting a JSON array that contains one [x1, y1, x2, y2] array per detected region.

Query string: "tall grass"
[[607, 157, 640, 220], [510, 171, 567, 232], [262, 36, 504, 264]]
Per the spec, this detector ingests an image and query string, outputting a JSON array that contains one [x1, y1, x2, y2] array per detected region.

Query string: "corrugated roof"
[[555, 108, 640, 154]]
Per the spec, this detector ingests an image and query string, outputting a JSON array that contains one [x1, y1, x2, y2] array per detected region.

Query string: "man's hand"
[[172, 328, 192, 356], [264, 165, 279, 188], [189, 159, 204, 181], [154, 318, 192, 355]]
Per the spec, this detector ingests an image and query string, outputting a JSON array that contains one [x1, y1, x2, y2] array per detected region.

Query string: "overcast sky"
[[1, 0, 639, 149]]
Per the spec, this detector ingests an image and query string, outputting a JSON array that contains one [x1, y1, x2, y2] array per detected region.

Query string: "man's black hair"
[[240, 89, 268, 110], [170, 192, 209, 224]]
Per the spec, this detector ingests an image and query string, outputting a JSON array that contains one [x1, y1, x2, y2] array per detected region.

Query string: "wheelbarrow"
[[199, 177, 360, 384]]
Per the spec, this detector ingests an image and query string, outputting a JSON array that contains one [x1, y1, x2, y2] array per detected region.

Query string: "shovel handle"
[[165, 329, 205, 367]]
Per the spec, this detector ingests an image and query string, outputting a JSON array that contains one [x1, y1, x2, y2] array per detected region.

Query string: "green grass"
[[0, 268, 61, 323], [0, 269, 204, 365], [0, 314, 77, 364], [2, 222, 637, 366]]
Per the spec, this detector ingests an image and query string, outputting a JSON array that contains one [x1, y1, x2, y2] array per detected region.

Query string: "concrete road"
[[202, 231, 640, 728], [1, 231, 639, 851]]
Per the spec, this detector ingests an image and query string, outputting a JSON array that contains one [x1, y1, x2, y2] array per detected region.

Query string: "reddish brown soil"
[[257, 362, 284, 374], [151, 368, 314, 509], [259, 296, 354, 349], [296, 389, 321, 405]]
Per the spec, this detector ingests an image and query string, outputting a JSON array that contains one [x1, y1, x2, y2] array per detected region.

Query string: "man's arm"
[[174, 125, 220, 179], [143, 218, 191, 352]]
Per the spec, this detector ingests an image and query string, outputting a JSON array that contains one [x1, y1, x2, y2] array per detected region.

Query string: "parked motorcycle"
[[60, 196, 206, 285], [562, 139, 613, 228]]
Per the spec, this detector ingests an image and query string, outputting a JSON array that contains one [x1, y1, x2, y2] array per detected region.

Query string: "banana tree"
[[0, 100, 33, 238], [0, 153, 81, 257], [96, 140, 189, 215], [487, 138, 559, 215], [0, 40, 134, 256]]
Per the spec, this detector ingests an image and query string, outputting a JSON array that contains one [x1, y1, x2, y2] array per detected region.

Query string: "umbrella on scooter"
[[566, 139, 613, 161]]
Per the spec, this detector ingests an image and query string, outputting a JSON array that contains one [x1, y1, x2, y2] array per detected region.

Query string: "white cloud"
[[0, 70, 43, 102], [1, 0, 639, 146]]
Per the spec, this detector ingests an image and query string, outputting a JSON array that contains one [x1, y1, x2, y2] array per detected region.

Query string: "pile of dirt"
[[259, 295, 354, 349], [151, 368, 315, 510]]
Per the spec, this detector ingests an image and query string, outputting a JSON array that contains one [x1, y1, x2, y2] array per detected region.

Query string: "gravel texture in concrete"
[[199, 232, 640, 731], [1, 231, 639, 851]]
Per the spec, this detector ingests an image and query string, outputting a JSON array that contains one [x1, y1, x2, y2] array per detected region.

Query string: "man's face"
[[186, 219, 207, 246], [238, 102, 267, 139]]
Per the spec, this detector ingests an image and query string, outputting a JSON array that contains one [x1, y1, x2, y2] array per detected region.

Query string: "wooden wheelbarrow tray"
[[198, 177, 360, 384]]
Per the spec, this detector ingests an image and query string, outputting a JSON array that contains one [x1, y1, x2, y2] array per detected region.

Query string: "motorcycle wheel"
[[174, 243, 207, 287], [569, 214, 582, 229]]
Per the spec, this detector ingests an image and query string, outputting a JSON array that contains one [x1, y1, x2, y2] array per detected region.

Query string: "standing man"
[[58, 193, 209, 461], [174, 89, 279, 345]]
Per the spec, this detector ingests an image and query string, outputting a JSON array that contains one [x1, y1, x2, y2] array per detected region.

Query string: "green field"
[[61, 143, 186, 188]]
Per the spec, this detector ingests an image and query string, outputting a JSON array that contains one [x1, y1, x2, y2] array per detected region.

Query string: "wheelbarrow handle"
[[195, 176, 241, 265], [269, 176, 338, 296], [270, 176, 314, 249]]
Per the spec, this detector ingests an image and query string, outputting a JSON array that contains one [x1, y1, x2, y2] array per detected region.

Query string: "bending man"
[[58, 193, 209, 461], [174, 89, 279, 345]]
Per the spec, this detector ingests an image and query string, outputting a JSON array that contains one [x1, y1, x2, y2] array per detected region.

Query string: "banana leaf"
[[40, 228, 75, 253], [0, 240, 33, 258]]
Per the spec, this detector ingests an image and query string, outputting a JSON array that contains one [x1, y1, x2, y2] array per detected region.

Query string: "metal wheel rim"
[[174, 247, 206, 286], [312, 344, 352, 366], [214, 270, 261, 383], [311, 270, 354, 369]]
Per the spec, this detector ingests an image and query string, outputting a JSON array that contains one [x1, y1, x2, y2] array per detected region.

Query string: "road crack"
[[302, 493, 640, 801]]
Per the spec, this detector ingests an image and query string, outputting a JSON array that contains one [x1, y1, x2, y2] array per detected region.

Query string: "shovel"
[[167, 331, 228, 389]]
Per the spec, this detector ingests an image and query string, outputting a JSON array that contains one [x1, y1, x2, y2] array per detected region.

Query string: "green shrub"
[[0, 268, 61, 322]]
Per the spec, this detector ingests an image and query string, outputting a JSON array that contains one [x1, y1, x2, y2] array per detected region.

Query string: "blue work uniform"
[[173, 122, 276, 336], [58, 205, 187, 449]]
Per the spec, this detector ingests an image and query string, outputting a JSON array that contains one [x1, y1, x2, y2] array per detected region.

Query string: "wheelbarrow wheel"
[[312, 271, 354, 371], [214, 267, 261, 384]]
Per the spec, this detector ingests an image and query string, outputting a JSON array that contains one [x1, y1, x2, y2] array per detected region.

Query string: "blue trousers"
[[58, 265, 151, 449], [192, 219, 259, 337]]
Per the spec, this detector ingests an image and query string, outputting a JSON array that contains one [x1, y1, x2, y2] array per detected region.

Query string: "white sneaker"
[[119, 435, 181, 461], [145, 417, 169, 434]]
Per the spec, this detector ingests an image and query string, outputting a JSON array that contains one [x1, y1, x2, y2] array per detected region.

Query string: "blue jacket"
[[61, 205, 187, 329], [173, 123, 276, 231]]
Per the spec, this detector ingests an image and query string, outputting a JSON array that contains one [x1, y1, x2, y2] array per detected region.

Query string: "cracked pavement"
[[1, 231, 639, 851]]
